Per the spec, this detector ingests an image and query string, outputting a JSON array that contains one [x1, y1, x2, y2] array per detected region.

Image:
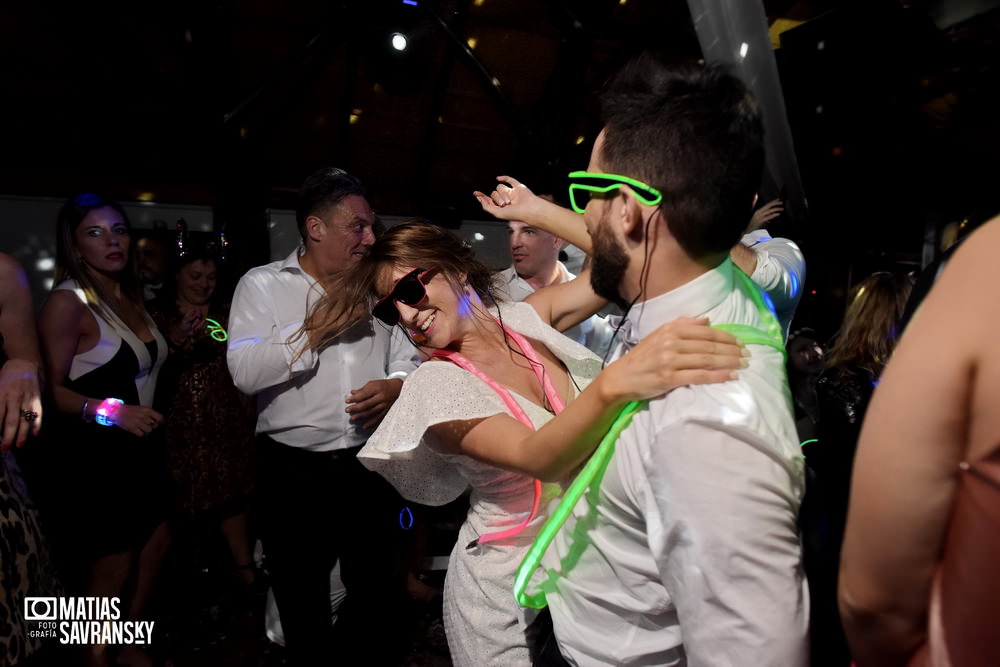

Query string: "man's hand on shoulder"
[[345, 378, 404, 430]]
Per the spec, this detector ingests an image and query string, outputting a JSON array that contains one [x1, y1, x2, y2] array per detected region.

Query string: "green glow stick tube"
[[514, 269, 788, 608]]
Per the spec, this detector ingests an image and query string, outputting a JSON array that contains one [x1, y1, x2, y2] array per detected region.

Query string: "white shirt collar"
[[627, 259, 735, 342], [278, 246, 306, 273]]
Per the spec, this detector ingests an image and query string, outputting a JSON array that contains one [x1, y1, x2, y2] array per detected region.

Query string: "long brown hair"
[[299, 220, 500, 353], [54, 193, 145, 324], [825, 271, 914, 375]]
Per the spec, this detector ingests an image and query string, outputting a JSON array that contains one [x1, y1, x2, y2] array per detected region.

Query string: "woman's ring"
[[20, 410, 38, 422]]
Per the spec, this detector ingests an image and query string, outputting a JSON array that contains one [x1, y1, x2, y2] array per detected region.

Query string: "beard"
[[588, 216, 629, 307]]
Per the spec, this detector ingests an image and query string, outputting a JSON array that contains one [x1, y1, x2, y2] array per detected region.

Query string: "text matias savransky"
[[24, 597, 155, 645]]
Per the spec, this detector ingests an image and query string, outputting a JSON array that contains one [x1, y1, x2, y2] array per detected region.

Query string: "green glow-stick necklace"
[[513, 270, 787, 608]]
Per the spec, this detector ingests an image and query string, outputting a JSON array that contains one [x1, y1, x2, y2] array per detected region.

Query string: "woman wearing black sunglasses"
[[298, 220, 745, 666]]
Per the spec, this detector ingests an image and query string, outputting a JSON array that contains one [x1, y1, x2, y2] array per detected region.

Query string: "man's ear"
[[305, 215, 327, 243], [618, 187, 646, 241]]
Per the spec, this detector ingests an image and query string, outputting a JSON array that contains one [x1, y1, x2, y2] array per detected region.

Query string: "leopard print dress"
[[0, 442, 61, 663]]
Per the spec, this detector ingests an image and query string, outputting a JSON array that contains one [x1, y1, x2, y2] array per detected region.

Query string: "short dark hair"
[[295, 167, 366, 242], [600, 55, 764, 259]]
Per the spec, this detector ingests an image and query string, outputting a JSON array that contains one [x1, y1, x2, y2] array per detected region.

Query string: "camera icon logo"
[[24, 597, 58, 621]]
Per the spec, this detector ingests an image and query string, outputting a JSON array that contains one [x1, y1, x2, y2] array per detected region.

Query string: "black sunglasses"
[[372, 267, 431, 327]]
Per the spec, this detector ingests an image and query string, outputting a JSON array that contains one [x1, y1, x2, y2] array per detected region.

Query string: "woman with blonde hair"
[[34, 194, 170, 667], [840, 216, 1000, 666], [805, 270, 913, 666], [300, 220, 745, 665]]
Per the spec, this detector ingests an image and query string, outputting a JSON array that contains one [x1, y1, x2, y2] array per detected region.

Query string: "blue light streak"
[[399, 506, 414, 530]]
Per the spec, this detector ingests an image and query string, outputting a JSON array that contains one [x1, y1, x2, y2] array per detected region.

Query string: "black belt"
[[258, 434, 363, 462]]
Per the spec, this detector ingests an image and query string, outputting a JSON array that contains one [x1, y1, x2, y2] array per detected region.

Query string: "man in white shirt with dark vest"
[[480, 56, 808, 666], [227, 167, 418, 665]]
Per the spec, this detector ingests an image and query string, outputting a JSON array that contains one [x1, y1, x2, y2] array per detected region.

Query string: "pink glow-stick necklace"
[[432, 318, 566, 549]]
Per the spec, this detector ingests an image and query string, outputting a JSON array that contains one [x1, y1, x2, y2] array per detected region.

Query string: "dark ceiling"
[[2, 0, 998, 263], [1, 0, 701, 217]]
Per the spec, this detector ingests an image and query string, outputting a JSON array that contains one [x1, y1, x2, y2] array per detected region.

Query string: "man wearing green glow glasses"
[[477, 56, 807, 666]]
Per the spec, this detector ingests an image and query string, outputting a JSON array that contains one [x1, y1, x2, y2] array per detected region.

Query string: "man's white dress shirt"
[[740, 229, 806, 341], [227, 249, 418, 452], [543, 259, 809, 666]]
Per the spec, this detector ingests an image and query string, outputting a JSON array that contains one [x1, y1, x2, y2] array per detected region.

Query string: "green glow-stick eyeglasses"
[[566, 171, 664, 214]]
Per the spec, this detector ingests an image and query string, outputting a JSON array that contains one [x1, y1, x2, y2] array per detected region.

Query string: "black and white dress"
[[29, 280, 170, 572]]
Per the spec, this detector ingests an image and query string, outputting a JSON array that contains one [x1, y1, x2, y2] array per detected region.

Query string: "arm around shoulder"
[[524, 267, 608, 333]]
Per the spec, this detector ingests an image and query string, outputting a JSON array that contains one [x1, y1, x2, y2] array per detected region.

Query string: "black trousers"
[[257, 434, 407, 666], [529, 608, 571, 667]]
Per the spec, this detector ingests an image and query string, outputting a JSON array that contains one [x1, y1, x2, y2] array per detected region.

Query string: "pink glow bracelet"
[[95, 398, 124, 427]]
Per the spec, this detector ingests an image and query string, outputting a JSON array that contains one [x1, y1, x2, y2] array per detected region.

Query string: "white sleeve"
[[226, 270, 317, 395], [642, 420, 808, 666], [359, 361, 509, 506], [749, 237, 806, 316], [385, 324, 420, 380]]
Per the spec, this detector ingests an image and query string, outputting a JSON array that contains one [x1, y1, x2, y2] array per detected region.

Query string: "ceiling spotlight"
[[391, 32, 408, 51], [739, 42, 749, 59]]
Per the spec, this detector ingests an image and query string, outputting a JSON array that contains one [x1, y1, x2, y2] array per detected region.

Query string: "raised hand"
[[473, 176, 542, 222], [748, 199, 784, 231]]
